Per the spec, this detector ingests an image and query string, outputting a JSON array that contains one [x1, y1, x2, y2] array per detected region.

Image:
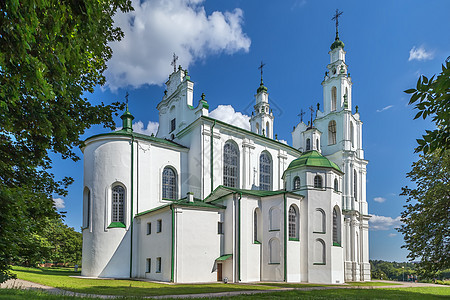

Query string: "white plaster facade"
[[81, 35, 370, 283]]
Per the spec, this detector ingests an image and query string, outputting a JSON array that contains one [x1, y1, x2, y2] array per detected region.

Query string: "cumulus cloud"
[[376, 105, 393, 113], [53, 198, 65, 209], [408, 46, 434, 61], [210, 105, 251, 130], [105, 0, 251, 90], [278, 139, 288, 145], [374, 197, 386, 203], [369, 215, 402, 231], [133, 120, 159, 136]]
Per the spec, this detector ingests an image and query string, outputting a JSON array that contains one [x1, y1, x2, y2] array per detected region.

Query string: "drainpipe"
[[237, 192, 242, 282], [210, 120, 216, 193], [171, 205, 175, 282], [129, 134, 135, 278], [284, 192, 287, 282]]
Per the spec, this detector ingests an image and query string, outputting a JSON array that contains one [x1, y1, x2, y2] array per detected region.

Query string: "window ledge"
[[253, 241, 261, 244], [108, 222, 126, 228], [289, 238, 300, 242], [313, 231, 325, 234], [313, 263, 326, 265], [269, 229, 280, 232], [333, 242, 341, 247], [268, 263, 280, 265], [156, 271, 161, 273]]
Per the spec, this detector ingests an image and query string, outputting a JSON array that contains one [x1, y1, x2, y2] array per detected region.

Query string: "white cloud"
[[53, 198, 65, 209], [210, 105, 250, 130], [408, 46, 434, 61], [388, 233, 397, 237], [369, 215, 402, 231], [133, 120, 159, 136], [105, 0, 251, 90], [376, 105, 393, 113], [278, 139, 288, 145], [374, 197, 386, 203]]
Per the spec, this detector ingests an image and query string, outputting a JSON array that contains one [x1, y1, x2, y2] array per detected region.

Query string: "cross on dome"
[[171, 53, 178, 73]]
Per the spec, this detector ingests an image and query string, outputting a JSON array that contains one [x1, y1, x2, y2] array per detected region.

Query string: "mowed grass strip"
[[12, 266, 276, 297], [345, 281, 403, 286]]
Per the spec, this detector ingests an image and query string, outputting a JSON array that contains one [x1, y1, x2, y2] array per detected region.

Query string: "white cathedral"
[[81, 29, 370, 284]]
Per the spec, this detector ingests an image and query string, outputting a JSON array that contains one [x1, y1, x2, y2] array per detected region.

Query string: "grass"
[[1, 286, 449, 299], [11, 266, 275, 297], [345, 280, 403, 286]]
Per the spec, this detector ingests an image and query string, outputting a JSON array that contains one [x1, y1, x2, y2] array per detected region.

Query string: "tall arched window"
[[254, 208, 261, 242], [83, 187, 91, 228], [314, 208, 326, 233], [306, 138, 311, 151], [354, 169, 357, 201], [223, 142, 239, 188], [328, 120, 336, 145], [315, 239, 326, 264], [266, 121, 270, 137], [162, 167, 177, 200], [112, 185, 125, 223], [256, 122, 260, 134], [334, 178, 339, 192], [293, 176, 300, 190], [289, 205, 299, 239], [314, 175, 323, 188], [350, 122, 354, 148], [269, 207, 281, 231], [331, 86, 337, 111], [333, 207, 341, 246], [316, 139, 319, 151], [259, 152, 272, 191], [269, 238, 281, 264]]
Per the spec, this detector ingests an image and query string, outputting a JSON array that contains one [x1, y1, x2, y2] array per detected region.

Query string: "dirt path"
[[0, 278, 447, 299]]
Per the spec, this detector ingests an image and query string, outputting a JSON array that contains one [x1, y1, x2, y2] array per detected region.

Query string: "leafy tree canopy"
[[398, 150, 450, 277], [0, 0, 132, 282], [404, 58, 450, 154]]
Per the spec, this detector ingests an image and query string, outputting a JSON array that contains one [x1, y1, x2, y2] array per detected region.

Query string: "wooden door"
[[217, 263, 223, 281]]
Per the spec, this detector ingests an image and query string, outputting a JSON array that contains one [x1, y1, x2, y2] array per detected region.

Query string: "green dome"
[[330, 38, 345, 50], [257, 82, 268, 93], [285, 150, 342, 173]]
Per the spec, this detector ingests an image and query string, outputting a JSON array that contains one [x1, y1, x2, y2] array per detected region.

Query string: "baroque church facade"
[[81, 31, 370, 284]]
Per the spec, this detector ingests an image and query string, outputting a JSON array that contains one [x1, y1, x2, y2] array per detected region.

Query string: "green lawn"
[[11, 266, 275, 297], [345, 281, 403, 286]]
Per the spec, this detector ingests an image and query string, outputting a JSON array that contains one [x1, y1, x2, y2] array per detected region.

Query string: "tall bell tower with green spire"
[[250, 61, 274, 138]]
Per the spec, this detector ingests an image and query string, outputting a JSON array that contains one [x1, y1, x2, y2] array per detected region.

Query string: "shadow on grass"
[[13, 267, 80, 277]]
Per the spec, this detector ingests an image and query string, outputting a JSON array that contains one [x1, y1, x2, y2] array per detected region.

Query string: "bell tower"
[[250, 62, 274, 138]]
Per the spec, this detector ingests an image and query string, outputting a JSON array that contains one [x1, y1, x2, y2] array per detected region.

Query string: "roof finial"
[[171, 53, 178, 73], [258, 60, 266, 85], [125, 91, 129, 110], [332, 9, 343, 40], [298, 108, 305, 123], [309, 105, 315, 127]]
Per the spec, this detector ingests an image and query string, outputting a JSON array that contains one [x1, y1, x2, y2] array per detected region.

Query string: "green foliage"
[[0, 0, 132, 282], [370, 260, 417, 281], [404, 58, 450, 154], [398, 150, 450, 277]]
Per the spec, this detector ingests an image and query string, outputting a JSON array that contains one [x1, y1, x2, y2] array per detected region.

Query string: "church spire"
[[330, 9, 345, 50], [121, 92, 134, 132], [257, 61, 268, 93]]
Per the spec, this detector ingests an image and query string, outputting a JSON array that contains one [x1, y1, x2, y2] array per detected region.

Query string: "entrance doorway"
[[217, 263, 223, 281]]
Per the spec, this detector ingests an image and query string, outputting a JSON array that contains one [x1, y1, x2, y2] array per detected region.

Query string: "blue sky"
[[50, 0, 449, 262]]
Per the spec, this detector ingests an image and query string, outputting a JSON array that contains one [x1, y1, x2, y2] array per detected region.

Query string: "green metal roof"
[[216, 254, 232, 261], [285, 150, 343, 174], [331, 38, 345, 50], [135, 198, 225, 218], [204, 185, 301, 203]]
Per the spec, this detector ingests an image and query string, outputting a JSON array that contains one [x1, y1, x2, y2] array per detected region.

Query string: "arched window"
[[223, 142, 239, 188], [266, 121, 270, 137], [269, 238, 281, 264], [316, 139, 319, 151], [259, 152, 272, 191], [112, 185, 125, 223], [328, 120, 336, 145], [331, 86, 337, 111], [315, 239, 326, 264], [269, 207, 281, 231], [334, 178, 339, 192], [254, 208, 261, 242], [314, 208, 326, 233], [83, 187, 91, 228], [289, 205, 299, 239], [293, 176, 300, 190], [314, 175, 323, 188], [354, 169, 357, 201], [256, 122, 260, 134], [306, 138, 311, 151], [333, 207, 341, 246], [162, 167, 177, 200], [350, 122, 354, 148]]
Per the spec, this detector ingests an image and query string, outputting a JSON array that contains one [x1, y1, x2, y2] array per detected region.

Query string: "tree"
[[398, 150, 450, 277], [0, 0, 132, 282], [404, 58, 450, 154]]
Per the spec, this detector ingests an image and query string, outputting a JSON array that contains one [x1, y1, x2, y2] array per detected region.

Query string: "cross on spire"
[[258, 61, 266, 84], [298, 108, 305, 123], [125, 91, 129, 109], [171, 53, 178, 73], [332, 9, 343, 39], [309, 105, 315, 126]]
